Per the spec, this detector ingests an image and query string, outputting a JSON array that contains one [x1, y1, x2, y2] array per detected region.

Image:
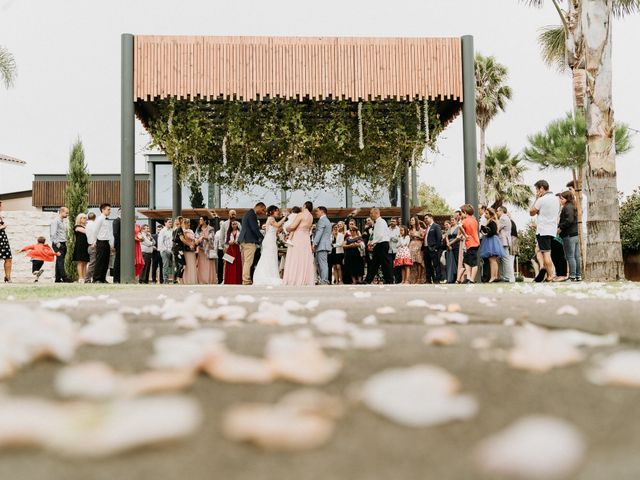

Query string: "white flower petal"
[[507, 327, 583, 373], [375, 306, 396, 315], [311, 310, 349, 335], [423, 327, 459, 346], [361, 365, 477, 427], [587, 350, 640, 387], [475, 415, 586, 480], [78, 312, 128, 346], [556, 305, 579, 316]]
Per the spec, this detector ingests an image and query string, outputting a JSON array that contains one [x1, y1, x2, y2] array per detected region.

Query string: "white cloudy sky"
[[1, 0, 638, 222]]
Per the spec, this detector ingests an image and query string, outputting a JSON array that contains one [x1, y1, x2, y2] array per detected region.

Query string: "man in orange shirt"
[[19, 236, 60, 282], [458, 204, 480, 284]]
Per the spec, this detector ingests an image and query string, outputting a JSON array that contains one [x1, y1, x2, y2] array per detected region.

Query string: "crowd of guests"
[[0, 178, 582, 285]]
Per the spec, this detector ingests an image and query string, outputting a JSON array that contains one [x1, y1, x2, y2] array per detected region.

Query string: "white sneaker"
[[34, 269, 44, 282]]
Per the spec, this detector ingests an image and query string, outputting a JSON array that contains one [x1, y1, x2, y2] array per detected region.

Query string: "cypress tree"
[[64, 139, 90, 280]]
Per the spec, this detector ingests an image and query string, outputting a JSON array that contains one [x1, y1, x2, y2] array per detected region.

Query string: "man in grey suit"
[[313, 206, 332, 285]]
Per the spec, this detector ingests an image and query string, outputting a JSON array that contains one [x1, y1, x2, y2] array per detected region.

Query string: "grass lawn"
[[0, 283, 141, 301]]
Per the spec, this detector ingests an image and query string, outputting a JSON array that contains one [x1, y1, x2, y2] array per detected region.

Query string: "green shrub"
[[620, 188, 640, 254], [517, 222, 537, 266]]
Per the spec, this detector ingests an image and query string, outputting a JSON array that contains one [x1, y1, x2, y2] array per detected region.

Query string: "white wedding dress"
[[253, 220, 283, 286]]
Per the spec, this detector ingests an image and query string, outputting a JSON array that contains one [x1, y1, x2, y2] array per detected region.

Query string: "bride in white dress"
[[253, 205, 288, 286]]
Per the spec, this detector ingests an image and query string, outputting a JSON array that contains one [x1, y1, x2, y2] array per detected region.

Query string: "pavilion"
[[120, 35, 478, 283]]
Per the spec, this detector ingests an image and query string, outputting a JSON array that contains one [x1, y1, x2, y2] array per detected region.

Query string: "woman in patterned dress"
[[0, 202, 12, 282], [408, 216, 425, 284]]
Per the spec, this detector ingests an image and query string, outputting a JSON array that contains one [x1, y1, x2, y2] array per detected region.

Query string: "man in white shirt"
[[388, 217, 401, 284], [92, 203, 114, 283], [219, 210, 241, 249], [364, 208, 394, 284], [84, 212, 97, 283], [530, 179, 560, 282], [157, 218, 174, 284]]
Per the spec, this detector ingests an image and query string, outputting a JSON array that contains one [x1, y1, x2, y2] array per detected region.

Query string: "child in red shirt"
[[19, 236, 60, 282], [459, 204, 480, 284]]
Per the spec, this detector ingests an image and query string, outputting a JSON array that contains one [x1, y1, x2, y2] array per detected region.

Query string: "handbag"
[[208, 249, 218, 260], [223, 253, 235, 264]]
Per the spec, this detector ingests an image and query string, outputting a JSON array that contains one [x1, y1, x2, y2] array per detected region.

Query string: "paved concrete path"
[[1, 283, 640, 480]]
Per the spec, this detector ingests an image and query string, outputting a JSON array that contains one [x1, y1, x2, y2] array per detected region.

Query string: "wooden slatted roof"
[[133, 36, 463, 103]]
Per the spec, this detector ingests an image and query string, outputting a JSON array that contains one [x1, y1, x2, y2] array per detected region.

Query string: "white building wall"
[[2, 211, 58, 282]]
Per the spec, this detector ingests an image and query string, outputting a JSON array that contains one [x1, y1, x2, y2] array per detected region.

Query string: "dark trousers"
[[32, 260, 44, 273], [151, 251, 163, 283], [217, 249, 224, 284], [140, 252, 153, 283], [365, 242, 394, 284], [52, 242, 67, 282], [424, 247, 442, 283], [388, 253, 401, 284], [93, 240, 111, 283], [112, 248, 121, 283]]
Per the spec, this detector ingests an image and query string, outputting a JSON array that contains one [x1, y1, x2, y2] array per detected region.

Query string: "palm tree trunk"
[[582, 0, 624, 281], [478, 127, 486, 205]]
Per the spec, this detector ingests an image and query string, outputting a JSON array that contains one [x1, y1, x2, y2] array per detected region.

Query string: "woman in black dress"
[[0, 201, 13, 282], [343, 219, 365, 284], [72, 213, 90, 282]]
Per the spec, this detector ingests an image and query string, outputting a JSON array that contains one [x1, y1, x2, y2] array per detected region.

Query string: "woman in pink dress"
[[283, 201, 316, 286]]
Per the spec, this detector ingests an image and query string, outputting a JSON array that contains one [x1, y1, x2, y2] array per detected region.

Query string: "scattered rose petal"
[[349, 328, 386, 350], [203, 353, 275, 384], [424, 327, 459, 346], [78, 312, 128, 346], [375, 306, 396, 315], [447, 303, 462, 312], [55, 362, 196, 399], [507, 326, 583, 373], [556, 305, 579, 316], [361, 315, 377, 325], [248, 302, 307, 326], [311, 310, 349, 335], [535, 298, 547, 304], [223, 400, 335, 451], [407, 299, 429, 307], [353, 292, 371, 299], [234, 294, 256, 304], [148, 329, 226, 370], [587, 350, 640, 387], [0, 395, 201, 457], [266, 334, 342, 385], [553, 330, 618, 348], [361, 365, 477, 427], [503, 318, 516, 326], [424, 314, 446, 326], [475, 415, 586, 480]]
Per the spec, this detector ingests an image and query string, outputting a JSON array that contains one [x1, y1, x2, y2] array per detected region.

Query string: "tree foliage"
[[0, 45, 17, 89], [517, 222, 538, 267], [475, 55, 513, 131], [144, 98, 443, 201], [416, 183, 452, 216], [64, 139, 90, 280], [620, 188, 640, 253], [523, 111, 632, 169], [483, 145, 532, 209], [189, 178, 205, 209]]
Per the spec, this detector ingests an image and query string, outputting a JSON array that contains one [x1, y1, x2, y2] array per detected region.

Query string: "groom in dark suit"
[[423, 213, 443, 284], [238, 202, 266, 285]]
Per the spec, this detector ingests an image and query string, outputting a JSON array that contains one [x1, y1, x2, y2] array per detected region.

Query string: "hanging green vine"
[[144, 97, 444, 200]]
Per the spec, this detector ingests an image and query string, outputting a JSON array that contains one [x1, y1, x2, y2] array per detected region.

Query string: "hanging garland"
[[144, 98, 443, 200]]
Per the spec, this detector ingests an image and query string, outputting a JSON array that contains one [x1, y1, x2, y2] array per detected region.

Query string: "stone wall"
[[1, 211, 59, 282]]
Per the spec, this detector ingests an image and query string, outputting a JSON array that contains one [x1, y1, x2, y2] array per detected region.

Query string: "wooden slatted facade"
[[133, 36, 463, 103], [32, 178, 149, 208]]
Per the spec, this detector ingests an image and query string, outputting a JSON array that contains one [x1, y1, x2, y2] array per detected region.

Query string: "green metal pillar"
[[410, 162, 418, 207], [172, 165, 182, 220], [120, 33, 135, 284], [400, 161, 410, 226], [461, 35, 479, 213]]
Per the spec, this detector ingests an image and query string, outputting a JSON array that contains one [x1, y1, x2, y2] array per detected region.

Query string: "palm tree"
[[0, 45, 17, 88], [483, 145, 532, 209], [523, 111, 632, 169], [475, 54, 513, 206], [524, 111, 633, 273], [523, 0, 640, 280]]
